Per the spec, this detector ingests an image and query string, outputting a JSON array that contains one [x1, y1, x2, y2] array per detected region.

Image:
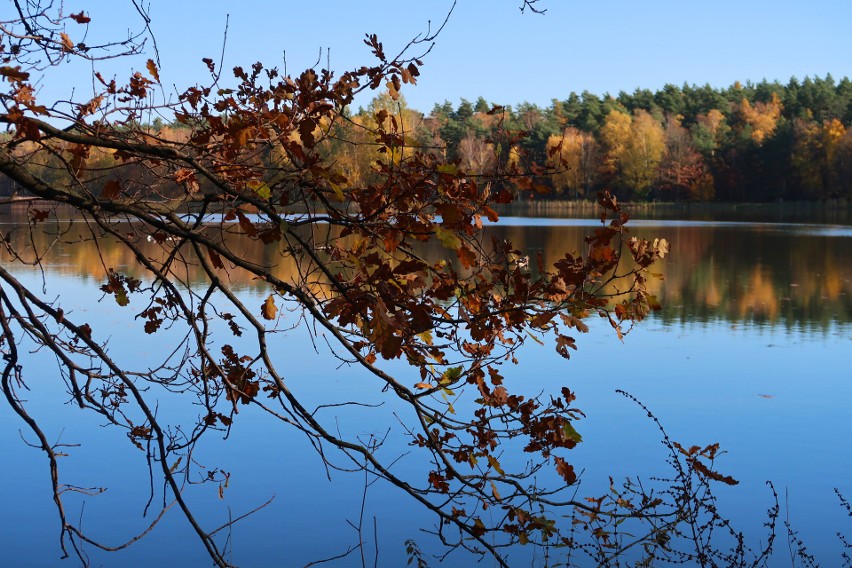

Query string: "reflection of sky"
[[1, 222, 851, 566], [495, 216, 852, 237]]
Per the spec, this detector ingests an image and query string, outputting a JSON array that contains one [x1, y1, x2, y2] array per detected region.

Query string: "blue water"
[[1, 220, 851, 567]]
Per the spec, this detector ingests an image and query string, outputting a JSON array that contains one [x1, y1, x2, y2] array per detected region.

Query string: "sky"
[[35, 0, 852, 114]]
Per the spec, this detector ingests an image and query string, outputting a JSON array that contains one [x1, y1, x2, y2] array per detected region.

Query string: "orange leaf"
[[482, 205, 499, 223], [146, 59, 160, 83], [554, 456, 577, 485], [60, 33, 74, 52], [457, 244, 477, 269], [261, 295, 278, 320]]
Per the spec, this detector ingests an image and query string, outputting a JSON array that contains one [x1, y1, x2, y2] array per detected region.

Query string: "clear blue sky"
[[45, 0, 852, 113]]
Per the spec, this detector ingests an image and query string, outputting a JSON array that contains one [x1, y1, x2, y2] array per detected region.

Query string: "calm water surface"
[[0, 214, 850, 566]]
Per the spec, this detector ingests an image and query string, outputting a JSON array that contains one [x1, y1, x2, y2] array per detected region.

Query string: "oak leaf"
[[69, 11, 91, 24], [0, 66, 30, 83], [146, 59, 160, 83], [554, 456, 577, 485]]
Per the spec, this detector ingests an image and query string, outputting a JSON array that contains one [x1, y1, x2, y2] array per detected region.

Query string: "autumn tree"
[[457, 128, 497, 173], [734, 92, 783, 145], [621, 110, 666, 199], [659, 115, 709, 201], [546, 127, 598, 199], [599, 109, 665, 199], [792, 117, 847, 199], [691, 108, 729, 157], [0, 3, 770, 567], [598, 108, 633, 186]]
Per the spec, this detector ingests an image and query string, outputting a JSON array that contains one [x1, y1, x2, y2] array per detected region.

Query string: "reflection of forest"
[[2, 211, 849, 329], [479, 223, 852, 329]]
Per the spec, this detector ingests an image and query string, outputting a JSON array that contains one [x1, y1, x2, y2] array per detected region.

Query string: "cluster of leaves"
[[0, 4, 783, 568]]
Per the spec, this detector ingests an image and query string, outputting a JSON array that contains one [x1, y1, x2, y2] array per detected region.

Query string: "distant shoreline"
[[498, 198, 852, 223], [3, 195, 851, 224]]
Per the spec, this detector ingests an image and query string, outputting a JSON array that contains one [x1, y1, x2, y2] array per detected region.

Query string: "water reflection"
[[1, 211, 851, 565], [2, 213, 850, 331]]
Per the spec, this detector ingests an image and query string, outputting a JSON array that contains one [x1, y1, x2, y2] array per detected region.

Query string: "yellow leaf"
[[247, 179, 271, 200], [434, 226, 461, 251], [261, 295, 278, 320], [414, 382, 435, 390], [329, 184, 344, 202], [60, 33, 74, 51], [487, 455, 505, 475]]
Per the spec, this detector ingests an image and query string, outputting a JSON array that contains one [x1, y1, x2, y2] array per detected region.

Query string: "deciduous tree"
[[659, 115, 708, 200], [0, 4, 759, 568], [546, 127, 598, 199]]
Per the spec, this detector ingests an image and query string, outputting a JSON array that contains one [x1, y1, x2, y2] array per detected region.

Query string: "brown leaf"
[[29, 209, 49, 223], [555, 335, 577, 359], [236, 211, 257, 237], [436, 203, 463, 226], [261, 295, 278, 320], [482, 205, 499, 223], [554, 456, 577, 485], [78, 323, 92, 339], [0, 66, 30, 83], [207, 247, 224, 269], [69, 11, 91, 24], [298, 117, 316, 148], [146, 59, 160, 83], [457, 244, 477, 269]]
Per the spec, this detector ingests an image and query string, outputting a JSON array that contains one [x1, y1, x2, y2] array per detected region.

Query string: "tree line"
[[374, 74, 852, 203], [4, 75, 851, 204]]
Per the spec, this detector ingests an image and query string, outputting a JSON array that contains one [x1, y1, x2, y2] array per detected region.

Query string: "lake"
[[1, 210, 850, 567]]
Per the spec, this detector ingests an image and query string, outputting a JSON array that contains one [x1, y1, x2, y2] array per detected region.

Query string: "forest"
[[425, 75, 852, 202], [3, 2, 851, 564], [5, 74, 850, 204]]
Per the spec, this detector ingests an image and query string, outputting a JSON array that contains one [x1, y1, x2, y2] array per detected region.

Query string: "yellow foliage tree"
[[621, 110, 666, 196], [738, 93, 782, 145], [546, 127, 598, 199], [599, 109, 632, 179]]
